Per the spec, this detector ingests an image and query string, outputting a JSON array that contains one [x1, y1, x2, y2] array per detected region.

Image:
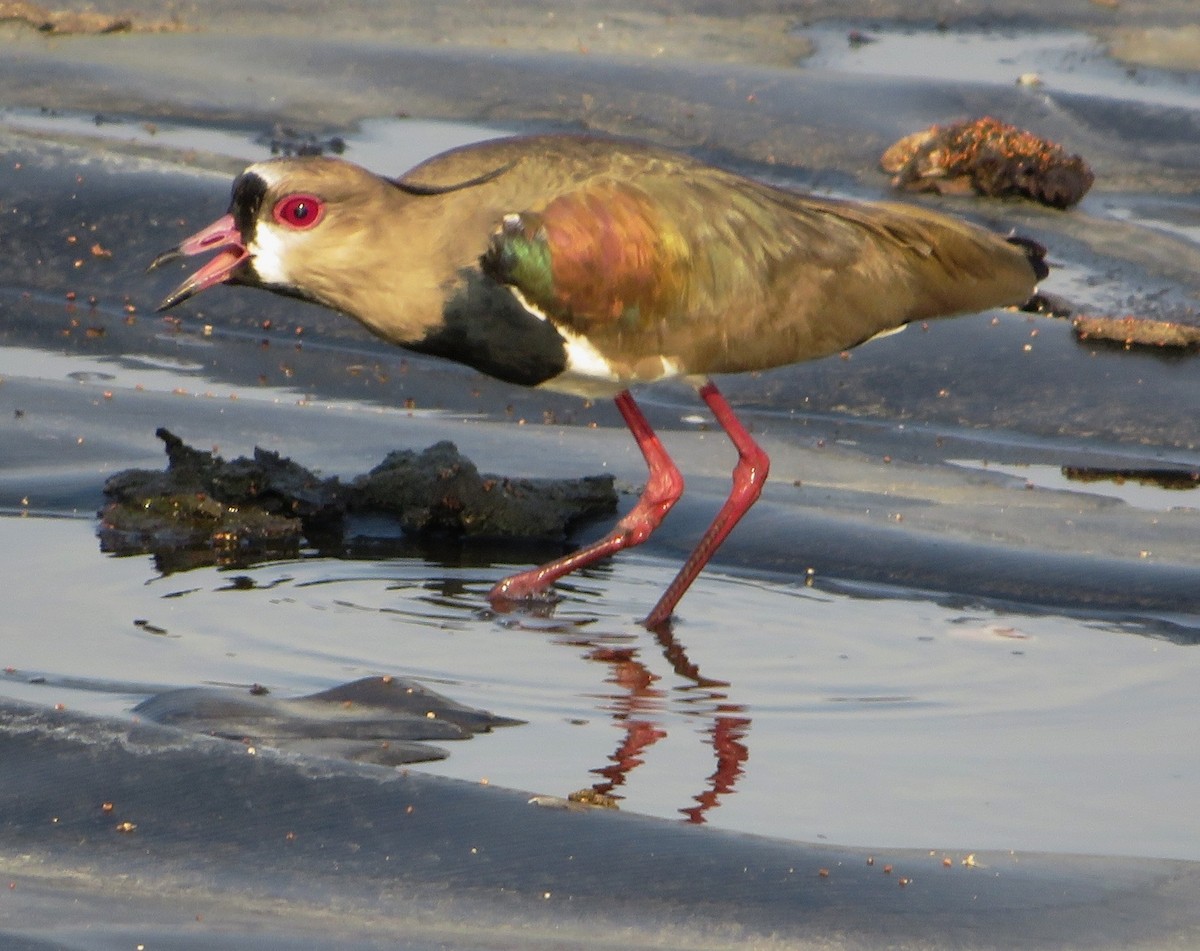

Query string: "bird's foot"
[[639, 607, 676, 633], [487, 571, 561, 614]]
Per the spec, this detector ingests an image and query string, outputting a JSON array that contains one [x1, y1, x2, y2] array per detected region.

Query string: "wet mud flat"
[[2, 2, 1200, 948], [4, 697, 1200, 951]]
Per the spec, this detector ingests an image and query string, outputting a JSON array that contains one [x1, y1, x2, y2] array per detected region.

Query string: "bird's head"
[[149, 156, 398, 312]]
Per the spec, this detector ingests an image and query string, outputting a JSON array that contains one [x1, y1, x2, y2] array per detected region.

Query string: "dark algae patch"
[[1072, 313, 1200, 351], [99, 428, 617, 571], [0, 0, 183, 34], [881, 117, 1095, 209]]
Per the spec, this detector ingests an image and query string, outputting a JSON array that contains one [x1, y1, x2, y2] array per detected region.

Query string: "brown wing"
[[409, 135, 1041, 375]]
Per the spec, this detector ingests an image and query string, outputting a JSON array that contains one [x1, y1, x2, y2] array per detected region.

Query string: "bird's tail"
[[1006, 235, 1049, 281]]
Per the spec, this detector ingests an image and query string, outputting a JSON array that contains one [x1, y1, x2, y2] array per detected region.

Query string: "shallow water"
[[5, 513, 1199, 863], [0, 108, 514, 176], [949, 458, 1200, 512], [804, 25, 1200, 111]]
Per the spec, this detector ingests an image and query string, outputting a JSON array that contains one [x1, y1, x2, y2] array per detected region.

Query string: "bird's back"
[[395, 135, 1044, 380]]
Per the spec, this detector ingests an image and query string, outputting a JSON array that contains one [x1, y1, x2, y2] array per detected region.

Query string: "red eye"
[[273, 194, 324, 229]]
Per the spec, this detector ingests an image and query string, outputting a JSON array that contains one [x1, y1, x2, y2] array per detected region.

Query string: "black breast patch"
[[411, 269, 568, 388]]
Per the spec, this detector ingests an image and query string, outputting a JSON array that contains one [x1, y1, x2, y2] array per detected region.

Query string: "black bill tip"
[[155, 280, 198, 313], [147, 246, 184, 274]]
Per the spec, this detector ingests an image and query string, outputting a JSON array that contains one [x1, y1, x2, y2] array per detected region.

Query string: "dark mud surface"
[[2, 2, 1200, 948], [4, 698, 1200, 951]]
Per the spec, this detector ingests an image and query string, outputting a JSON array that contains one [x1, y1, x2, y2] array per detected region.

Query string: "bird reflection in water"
[[506, 604, 751, 824]]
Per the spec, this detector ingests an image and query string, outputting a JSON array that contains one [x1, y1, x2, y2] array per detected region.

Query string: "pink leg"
[[642, 380, 769, 629], [488, 389, 684, 605]]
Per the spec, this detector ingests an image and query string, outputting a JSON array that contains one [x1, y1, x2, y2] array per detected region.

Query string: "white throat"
[[243, 161, 293, 287], [247, 224, 293, 288]]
